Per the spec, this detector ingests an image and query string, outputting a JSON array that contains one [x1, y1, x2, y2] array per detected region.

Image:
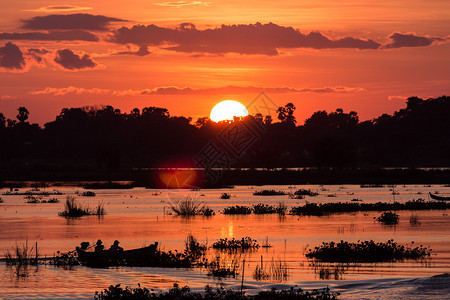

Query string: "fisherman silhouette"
[[109, 240, 124, 252], [95, 239, 104, 252]]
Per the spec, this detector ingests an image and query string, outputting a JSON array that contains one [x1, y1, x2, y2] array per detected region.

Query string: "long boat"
[[429, 192, 450, 201], [76, 242, 158, 267]]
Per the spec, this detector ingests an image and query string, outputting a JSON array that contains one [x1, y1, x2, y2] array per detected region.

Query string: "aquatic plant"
[[306, 239, 431, 262], [0, 197, 3, 203], [253, 256, 290, 282], [276, 202, 288, 215], [83, 182, 134, 189], [25, 195, 41, 203], [4, 240, 39, 266], [253, 203, 276, 214], [253, 189, 288, 196], [45, 198, 60, 203], [94, 283, 339, 299], [81, 191, 96, 197], [220, 193, 231, 199], [410, 214, 421, 225], [58, 196, 105, 217], [168, 197, 213, 216], [223, 205, 252, 214], [206, 254, 240, 278], [289, 193, 305, 199], [360, 184, 384, 188], [212, 237, 259, 250], [290, 200, 450, 216], [375, 211, 399, 225], [184, 234, 207, 259], [294, 189, 318, 196]]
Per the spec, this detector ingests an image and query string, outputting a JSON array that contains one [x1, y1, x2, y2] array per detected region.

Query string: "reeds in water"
[[253, 189, 287, 196], [253, 255, 289, 282], [4, 240, 39, 266], [375, 211, 399, 225], [58, 196, 106, 217], [206, 253, 241, 278], [168, 196, 214, 216], [410, 214, 421, 225], [212, 237, 259, 251]]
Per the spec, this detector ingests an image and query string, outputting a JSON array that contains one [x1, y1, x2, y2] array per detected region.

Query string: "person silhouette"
[[109, 240, 124, 252], [95, 239, 104, 253]]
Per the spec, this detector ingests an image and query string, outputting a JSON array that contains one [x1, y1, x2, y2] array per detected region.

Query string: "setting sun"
[[210, 100, 249, 122]]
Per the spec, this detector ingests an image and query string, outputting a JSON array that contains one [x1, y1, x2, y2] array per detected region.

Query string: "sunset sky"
[[0, 0, 449, 124]]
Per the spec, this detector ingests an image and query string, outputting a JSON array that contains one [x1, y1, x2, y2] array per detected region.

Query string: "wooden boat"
[[429, 192, 450, 201], [76, 242, 158, 267]]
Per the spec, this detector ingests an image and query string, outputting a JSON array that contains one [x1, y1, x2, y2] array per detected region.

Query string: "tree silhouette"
[[17, 107, 29, 123], [0, 113, 5, 128], [277, 103, 296, 126]]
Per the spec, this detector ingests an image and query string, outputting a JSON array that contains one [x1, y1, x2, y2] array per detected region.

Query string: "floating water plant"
[[223, 205, 252, 214], [212, 237, 259, 250], [252, 203, 276, 214], [375, 211, 399, 225], [253, 189, 288, 196], [294, 189, 318, 196], [94, 283, 339, 300], [220, 193, 231, 199], [81, 191, 96, 197], [290, 199, 449, 216], [306, 240, 431, 262]]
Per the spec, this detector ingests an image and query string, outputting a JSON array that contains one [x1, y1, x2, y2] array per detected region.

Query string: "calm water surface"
[[1, 184, 449, 299]]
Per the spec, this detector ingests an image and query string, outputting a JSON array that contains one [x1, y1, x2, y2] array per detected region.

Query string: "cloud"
[[384, 32, 448, 49], [22, 13, 127, 31], [29, 85, 366, 96], [30, 86, 109, 96], [24, 5, 93, 12], [109, 22, 381, 55], [0, 42, 26, 71], [0, 95, 18, 100], [0, 31, 99, 41], [154, 1, 211, 7], [113, 45, 150, 56], [54, 49, 99, 70]]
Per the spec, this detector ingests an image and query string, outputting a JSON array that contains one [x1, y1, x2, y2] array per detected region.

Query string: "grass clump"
[[223, 205, 252, 215], [184, 234, 207, 259], [306, 239, 431, 262], [212, 237, 259, 251], [206, 254, 240, 278], [168, 197, 214, 216], [95, 283, 339, 300], [253, 189, 288, 196], [375, 211, 399, 225], [58, 196, 106, 218]]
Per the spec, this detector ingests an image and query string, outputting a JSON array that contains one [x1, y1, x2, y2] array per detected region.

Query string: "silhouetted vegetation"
[[375, 211, 399, 225], [290, 199, 450, 216], [212, 237, 259, 250], [223, 205, 252, 214], [1, 96, 449, 183], [253, 189, 288, 196], [81, 191, 96, 197], [58, 196, 105, 217], [94, 283, 339, 300], [168, 197, 214, 216], [306, 240, 431, 262], [294, 189, 319, 196], [220, 192, 231, 199]]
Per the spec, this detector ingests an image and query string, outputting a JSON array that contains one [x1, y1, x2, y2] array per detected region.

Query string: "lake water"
[[0, 184, 449, 299]]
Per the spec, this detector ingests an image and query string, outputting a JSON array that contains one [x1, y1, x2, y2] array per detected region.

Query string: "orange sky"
[[0, 0, 449, 124]]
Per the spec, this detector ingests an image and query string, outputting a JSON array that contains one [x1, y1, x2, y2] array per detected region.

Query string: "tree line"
[[0, 96, 449, 180]]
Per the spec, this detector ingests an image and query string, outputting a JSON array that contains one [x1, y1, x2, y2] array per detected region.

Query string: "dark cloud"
[[385, 32, 447, 49], [0, 31, 99, 41], [54, 49, 98, 70], [22, 13, 127, 31], [109, 22, 381, 55], [0, 42, 25, 70], [114, 45, 150, 56]]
